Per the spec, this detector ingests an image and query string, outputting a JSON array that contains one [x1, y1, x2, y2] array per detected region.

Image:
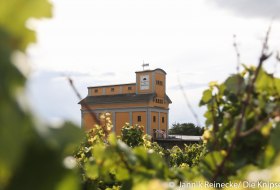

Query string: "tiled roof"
[[79, 93, 154, 104], [79, 93, 172, 105]]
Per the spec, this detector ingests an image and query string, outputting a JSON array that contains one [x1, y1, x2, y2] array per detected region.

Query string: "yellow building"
[[79, 68, 172, 136]]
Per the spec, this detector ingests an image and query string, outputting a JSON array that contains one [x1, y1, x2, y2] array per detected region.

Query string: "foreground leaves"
[[0, 1, 84, 190], [199, 65, 280, 183]]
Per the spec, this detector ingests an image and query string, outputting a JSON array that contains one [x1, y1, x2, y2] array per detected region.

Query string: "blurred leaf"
[[258, 145, 276, 168], [108, 133, 117, 146], [224, 74, 244, 94], [117, 140, 137, 165], [270, 123, 280, 151], [202, 151, 224, 171], [93, 144, 105, 164], [256, 68, 275, 92], [0, 0, 52, 50], [46, 122, 84, 155], [200, 89, 212, 105], [6, 136, 80, 190], [86, 164, 99, 180], [115, 167, 129, 181], [260, 122, 272, 137], [56, 173, 81, 190]]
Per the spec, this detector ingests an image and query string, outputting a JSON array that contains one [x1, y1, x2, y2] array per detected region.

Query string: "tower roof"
[[135, 68, 167, 74]]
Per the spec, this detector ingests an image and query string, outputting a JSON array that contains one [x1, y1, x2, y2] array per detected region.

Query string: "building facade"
[[79, 68, 172, 136]]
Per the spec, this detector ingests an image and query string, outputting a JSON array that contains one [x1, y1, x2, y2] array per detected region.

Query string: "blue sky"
[[26, 0, 280, 127]]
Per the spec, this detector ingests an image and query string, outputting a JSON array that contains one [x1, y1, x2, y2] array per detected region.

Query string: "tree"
[[121, 123, 144, 147], [169, 123, 204, 136]]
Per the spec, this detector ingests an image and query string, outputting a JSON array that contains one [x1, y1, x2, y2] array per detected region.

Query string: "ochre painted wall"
[[150, 100, 169, 109], [89, 87, 103, 96], [115, 112, 130, 135], [89, 84, 136, 96], [159, 112, 167, 131], [83, 112, 97, 131], [155, 72, 165, 98], [151, 111, 159, 138], [82, 109, 168, 136], [132, 111, 147, 133], [105, 86, 120, 95], [121, 85, 136, 94], [82, 100, 169, 111]]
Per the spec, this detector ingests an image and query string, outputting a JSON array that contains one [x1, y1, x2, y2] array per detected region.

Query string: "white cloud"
[[209, 0, 280, 19]]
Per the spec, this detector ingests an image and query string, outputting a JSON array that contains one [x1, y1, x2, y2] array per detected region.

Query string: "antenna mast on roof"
[[142, 60, 149, 70]]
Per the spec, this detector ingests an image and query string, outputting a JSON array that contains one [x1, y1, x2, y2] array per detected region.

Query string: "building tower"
[[79, 68, 172, 136]]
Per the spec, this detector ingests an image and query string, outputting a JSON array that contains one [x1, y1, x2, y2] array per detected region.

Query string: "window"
[[155, 99, 163, 104], [111, 88, 114, 92], [94, 89, 98, 93], [137, 116, 141, 122], [128, 86, 132, 90], [156, 80, 163, 86], [162, 117, 165, 123], [153, 116, 156, 122]]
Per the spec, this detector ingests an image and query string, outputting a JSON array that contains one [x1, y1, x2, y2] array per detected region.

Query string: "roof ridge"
[[88, 83, 136, 88]]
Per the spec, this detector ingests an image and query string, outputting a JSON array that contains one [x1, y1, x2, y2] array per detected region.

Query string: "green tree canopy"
[[169, 123, 204, 136]]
